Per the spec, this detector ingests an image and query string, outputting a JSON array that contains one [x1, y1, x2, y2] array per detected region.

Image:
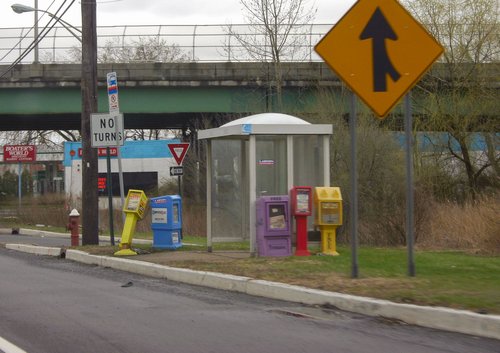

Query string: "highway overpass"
[[0, 62, 340, 131], [0, 61, 498, 132]]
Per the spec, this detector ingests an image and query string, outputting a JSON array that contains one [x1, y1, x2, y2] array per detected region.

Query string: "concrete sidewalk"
[[3, 241, 500, 341]]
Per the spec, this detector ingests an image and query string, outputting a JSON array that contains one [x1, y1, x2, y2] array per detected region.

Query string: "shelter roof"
[[222, 113, 310, 126], [198, 113, 332, 140]]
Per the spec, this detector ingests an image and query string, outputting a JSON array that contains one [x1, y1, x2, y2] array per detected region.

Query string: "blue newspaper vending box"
[[150, 195, 182, 250]]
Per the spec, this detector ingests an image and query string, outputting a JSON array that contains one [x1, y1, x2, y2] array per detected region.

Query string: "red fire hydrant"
[[67, 209, 80, 246]]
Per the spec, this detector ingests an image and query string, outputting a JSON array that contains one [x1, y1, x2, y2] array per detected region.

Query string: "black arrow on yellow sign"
[[360, 7, 401, 92]]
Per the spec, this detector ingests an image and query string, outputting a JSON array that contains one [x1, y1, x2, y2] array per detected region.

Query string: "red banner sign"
[[78, 147, 118, 157], [3, 145, 37, 162]]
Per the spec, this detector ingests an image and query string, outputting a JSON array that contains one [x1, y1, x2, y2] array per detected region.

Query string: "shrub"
[[418, 193, 500, 255], [17, 194, 69, 228]]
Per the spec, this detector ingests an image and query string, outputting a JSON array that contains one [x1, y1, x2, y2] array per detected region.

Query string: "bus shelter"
[[197, 113, 333, 255]]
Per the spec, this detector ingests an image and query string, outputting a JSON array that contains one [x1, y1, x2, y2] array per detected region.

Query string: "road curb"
[[5, 245, 500, 340], [20, 228, 70, 239], [5, 243, 63, 257], [19, 228, 152, 244]]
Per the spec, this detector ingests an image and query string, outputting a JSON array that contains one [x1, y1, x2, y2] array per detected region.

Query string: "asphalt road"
[[0, 231, 72, 247], [0, 246, 499, 353], [0, 230, 114, 248]]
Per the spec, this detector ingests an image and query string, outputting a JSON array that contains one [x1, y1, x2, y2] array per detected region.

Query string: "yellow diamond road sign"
[[315, 0, 444, 118]]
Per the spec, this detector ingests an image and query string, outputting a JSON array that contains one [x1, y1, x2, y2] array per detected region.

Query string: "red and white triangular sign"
[[168, 143, 190, 165]]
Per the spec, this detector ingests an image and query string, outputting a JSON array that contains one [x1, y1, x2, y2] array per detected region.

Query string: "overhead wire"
[[2, 3, 63, 64], [1, 0, 79, 78], [0, 0, 57, 62], [0, 0, 69, 76]]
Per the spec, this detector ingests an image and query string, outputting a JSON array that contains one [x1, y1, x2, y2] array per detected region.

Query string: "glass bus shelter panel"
[[293, 135, 325, 187], [255, 136, 288, 197], [293, 135, 326, 231], [211, 140, 245, 240]]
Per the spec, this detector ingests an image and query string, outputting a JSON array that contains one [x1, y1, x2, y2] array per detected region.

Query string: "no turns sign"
[[91, 113, 124, 147]]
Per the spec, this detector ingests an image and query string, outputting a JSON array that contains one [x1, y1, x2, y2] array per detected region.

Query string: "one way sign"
[[315, 0, 443, 118]]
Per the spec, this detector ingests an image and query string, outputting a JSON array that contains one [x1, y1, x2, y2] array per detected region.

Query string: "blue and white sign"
[[242, 124, 252, 134], [107, 72, 120, 113], [63, 139, 181, 166]]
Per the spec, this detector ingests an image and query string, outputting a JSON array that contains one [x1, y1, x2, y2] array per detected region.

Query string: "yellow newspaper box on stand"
[[314, 187, 343, 256], [115, 189, 148, 256]]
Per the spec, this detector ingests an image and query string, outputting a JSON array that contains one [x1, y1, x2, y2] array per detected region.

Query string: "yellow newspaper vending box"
[[314, 187, 343, 255], [115, 189, 148, 256]]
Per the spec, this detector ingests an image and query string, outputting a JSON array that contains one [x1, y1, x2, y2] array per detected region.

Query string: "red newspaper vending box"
[[291, 186, 312, 256]]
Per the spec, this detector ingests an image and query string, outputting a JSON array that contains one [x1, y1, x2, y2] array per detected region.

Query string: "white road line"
[[0, 336, 27, 353]]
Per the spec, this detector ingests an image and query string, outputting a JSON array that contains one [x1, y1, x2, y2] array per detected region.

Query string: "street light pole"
[[34, 0, 38, 63], [11, 2, 39, 62], [12, 1, 96, 242], [81, 0, 99, 245]]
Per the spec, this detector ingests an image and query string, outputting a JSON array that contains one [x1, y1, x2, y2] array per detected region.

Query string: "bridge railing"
[[0, 24, 333, 64]]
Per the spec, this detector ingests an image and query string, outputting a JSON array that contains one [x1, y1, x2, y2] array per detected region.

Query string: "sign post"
[[404, 93, 416, 276], [167, 143, 190, 196], [98, 72, 126, 246], [18, 162, 21, 208], [349, 93, 359, 278], [107, 72, 126, 220], [3, 145, 36, 209], [91, 112, 124, 246], [315, 0, 444, 277]]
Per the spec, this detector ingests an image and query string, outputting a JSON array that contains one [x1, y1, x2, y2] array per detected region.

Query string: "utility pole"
[[81, 0, 99, 245]]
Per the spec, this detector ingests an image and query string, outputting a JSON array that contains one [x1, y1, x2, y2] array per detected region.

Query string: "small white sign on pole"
[[91, 113, 124, 147], [106, 72, 126, 220], [107, 72, 120, 114]]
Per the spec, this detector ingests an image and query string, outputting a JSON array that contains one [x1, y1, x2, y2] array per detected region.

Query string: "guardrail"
[[0, 23, 333, 64]]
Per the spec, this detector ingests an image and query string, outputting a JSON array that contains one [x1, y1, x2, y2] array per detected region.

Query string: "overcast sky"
[[1, 0, 356, 28]]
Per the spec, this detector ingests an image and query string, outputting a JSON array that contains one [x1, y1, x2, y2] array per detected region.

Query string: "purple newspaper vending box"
[[256, 195, 292, 257]]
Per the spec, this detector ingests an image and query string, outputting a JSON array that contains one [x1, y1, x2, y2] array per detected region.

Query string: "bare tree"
[[30, 35, 192, 148], [126, 128, 178, 141], [128, 37, 191, 63], [67, 36, 192, 64], [225, 0, 317, 111], [0, 130, 79, 147], [55, 36, 192, 143], [404, 0, 499, 200]]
